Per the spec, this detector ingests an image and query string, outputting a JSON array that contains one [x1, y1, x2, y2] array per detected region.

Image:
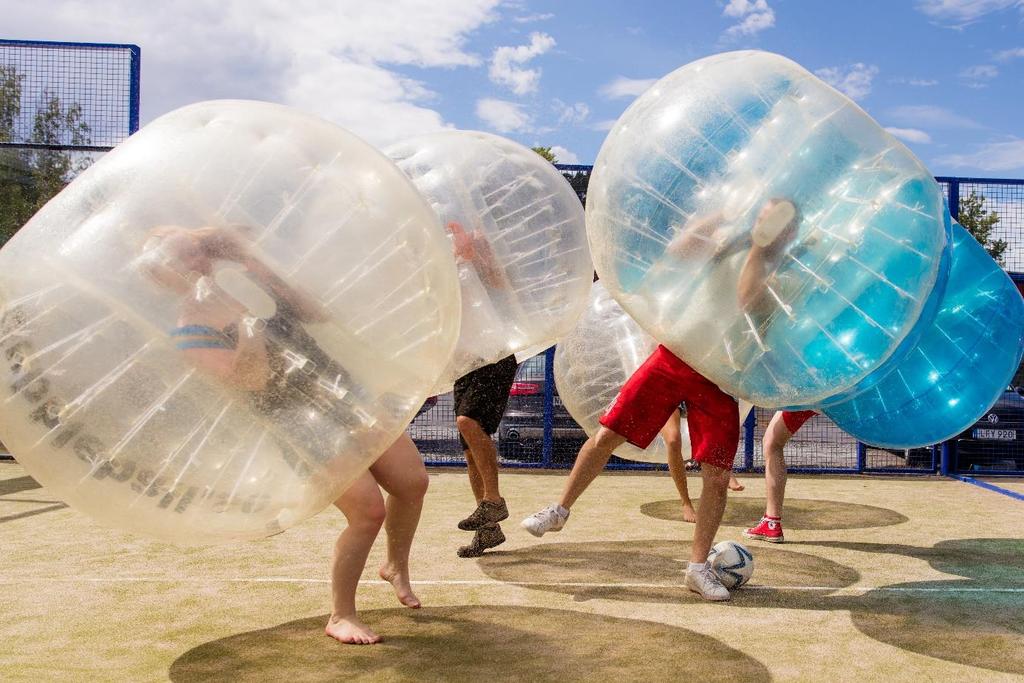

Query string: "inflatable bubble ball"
[[385, 130, 592, 391], [586, 50, 949, 409], [0, 100, 460, 544]]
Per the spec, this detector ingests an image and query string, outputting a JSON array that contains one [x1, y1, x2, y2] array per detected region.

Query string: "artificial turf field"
[[1, 460, 1022, 682]]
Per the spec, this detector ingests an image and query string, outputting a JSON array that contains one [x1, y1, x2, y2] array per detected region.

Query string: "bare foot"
[[681, 503, 697, 523], [729, 477, 745, 492], [325, 615, 381, 645], [379, 563, 421, 609]]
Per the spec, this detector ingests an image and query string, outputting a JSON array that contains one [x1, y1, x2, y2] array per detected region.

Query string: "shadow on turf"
[[0, 475, 41, 496], [477, 539, 860, 605], [480, 537, 1023, 675], [168, 605, 770, 682], [787, 537, 1024, 675], [641, 497, 908, 529]]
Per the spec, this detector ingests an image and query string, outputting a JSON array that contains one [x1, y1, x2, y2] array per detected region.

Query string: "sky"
[[2, 0, 1023, 176]]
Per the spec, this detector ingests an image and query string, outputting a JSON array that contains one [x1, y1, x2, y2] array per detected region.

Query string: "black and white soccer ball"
[[708, 540, 754, 588]]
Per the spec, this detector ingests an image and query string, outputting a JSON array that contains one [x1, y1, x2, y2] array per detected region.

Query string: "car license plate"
[[973, 428, 1017, 440]]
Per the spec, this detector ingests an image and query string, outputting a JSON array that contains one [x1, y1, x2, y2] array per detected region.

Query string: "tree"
[[958, 191, 1006, 266], [531, 145, 557, 164], [0, 65, 93, 246]]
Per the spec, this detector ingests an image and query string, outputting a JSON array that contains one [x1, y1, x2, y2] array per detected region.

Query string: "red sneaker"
[[744, 516, 784, 543]]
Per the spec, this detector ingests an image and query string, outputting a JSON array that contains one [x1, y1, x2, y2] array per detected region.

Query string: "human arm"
[[665, 212, 726, 259], [447, 221, 507, 289], [194, 226, 330, 323]]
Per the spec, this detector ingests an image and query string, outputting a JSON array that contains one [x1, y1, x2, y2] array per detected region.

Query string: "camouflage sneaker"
[[457, 524, 506, 558], [458, 498, 509, 531]]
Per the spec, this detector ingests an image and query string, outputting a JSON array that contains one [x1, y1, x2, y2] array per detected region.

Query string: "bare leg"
[[326, 471, 386, 645], [762, 412, 791, 518], [464, 447, 484, 503], [662, 411, 696, 523], [457, 416, 501, 502], [371, 433, 429, 609], [729, 475, 745, 491], [559, 426, 627, 509], [690, 462, 732, 563]]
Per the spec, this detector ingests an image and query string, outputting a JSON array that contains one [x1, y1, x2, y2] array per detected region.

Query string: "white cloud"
[[721, 0, 776, 39], [815, 63, 880, 100], [885, 127, 933, 144], [0, 0, 503, 146], [591, 119, 618, 132], [488, 32, 556, 95], [512, 12, 554, 23], [549, 145, 579, 164], [935, 138, 1024, 172], [553, 99, 590, 126], [995, 47, 1024, 60], [915, 0, 1024, 26], [887, 105, 983, 129], [599, 76, 657, 99], [960, 64, 999, 86], [476, 98, 531, 132], [891, 77, 939, 86]]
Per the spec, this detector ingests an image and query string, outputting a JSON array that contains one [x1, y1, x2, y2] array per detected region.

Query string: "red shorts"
[[600, 345, 739, 470], [781, 410, 817, 434]]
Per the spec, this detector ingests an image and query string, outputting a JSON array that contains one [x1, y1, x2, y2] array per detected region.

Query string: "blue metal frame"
[[542, 346, 556, 468], [0, 38, 141, 148]]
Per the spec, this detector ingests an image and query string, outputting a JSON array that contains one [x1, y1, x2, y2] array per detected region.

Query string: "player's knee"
[[347, 502, 386, 533], [456, 415, 481, 435], [409, 469, 430, 499], [701, 461, 733, 487], [592, 426, 625, 453], [663, 433, 682, 452]]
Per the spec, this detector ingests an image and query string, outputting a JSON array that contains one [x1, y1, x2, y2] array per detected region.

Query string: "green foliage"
[[958, 192, 1006, 266], [0, 66, 93, 247], [531, 146, 557, 164]]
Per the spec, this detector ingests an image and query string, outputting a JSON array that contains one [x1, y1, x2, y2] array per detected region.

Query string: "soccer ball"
[[708, 540, 754, 588]]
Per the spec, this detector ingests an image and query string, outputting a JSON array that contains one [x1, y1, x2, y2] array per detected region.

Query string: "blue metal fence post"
[[129, 45, 142, 134], [942, 179, 959, 477], [940, 441, 953, 477], [743, 409, 755, 470], [856, 442, 867, 472], [542, 346, 555, 467]]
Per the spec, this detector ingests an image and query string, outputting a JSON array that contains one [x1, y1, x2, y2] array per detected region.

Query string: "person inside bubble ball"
[[521, 342, 741, 601], [138, 225, 429, 645], [444, 220, 520, 558], [520, 203, 799, 601], [666, 197, 801, 318]]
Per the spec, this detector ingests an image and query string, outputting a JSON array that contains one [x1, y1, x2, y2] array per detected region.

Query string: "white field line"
[[1, 576, 1022, 593]]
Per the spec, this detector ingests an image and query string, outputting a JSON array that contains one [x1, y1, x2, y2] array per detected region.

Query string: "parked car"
[[497, 354, 586, 463], [954, 386, 1024, 471]]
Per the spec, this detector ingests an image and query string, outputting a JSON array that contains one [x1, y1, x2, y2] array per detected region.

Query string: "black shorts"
[[453, 354, 519, 449]]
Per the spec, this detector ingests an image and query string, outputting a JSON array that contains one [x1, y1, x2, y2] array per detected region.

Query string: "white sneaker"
[[521, 504, 569, 537], [684, 562, 732, 601]]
